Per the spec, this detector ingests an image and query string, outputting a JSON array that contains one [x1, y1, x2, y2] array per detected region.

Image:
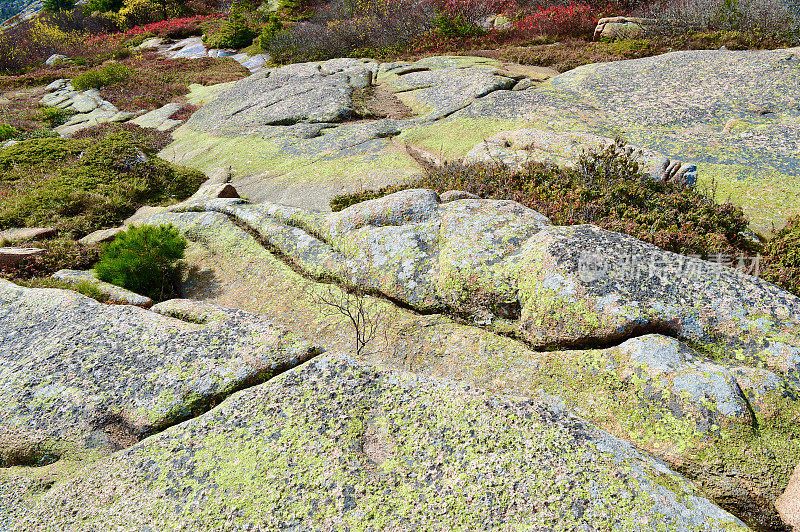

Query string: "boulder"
[[0, 227, 55, 243], [184, 182, 240, 203], [78, 226, 124, 245], [16, 354, 746, 530], [142, 191, 800, 528], [0, 247, 44, 266], [51, 269, 154, 307], [777, 463, 800, 531], [44, 54, 69, 66], [593, 16, 654, 41], [0, 280, 320, 470], [130, 102, 184, 131]]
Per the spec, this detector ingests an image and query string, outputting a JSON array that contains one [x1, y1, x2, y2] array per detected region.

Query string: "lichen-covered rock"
[[777, 463, 800, 530], [17, 354, 746, 531], [465, 128, 698, 186], [0, 227, 55, 243], [163, 56, 552, 210], [0, 247, 44, 266], [593, 16, 654, 41], [0, 280, 320, 469], [51, 269, 153, 307], [144, 191, 800, 528], [161, 49, 800, 232]]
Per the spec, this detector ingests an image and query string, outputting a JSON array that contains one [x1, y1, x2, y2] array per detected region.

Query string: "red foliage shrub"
[[515, 2, 597, 39], [123, 14, 221, 40]]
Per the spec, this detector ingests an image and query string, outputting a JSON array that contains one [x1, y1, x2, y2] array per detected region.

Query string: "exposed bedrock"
[[142, 189, 800, 529]]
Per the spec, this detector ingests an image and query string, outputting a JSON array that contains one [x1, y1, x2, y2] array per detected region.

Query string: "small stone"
[[776, 463, 800, 530], [0, 227, 56, 243], [0, 247, 45, 267]]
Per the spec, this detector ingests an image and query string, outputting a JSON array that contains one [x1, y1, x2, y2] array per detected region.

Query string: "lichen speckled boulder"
[[143, 190, 800, 528], [455, 47, 800, 234], [0, 280, 320, 470], [163, 50, 799, 234], [150, 190, 800, 371], [17, 355, 746, 531]]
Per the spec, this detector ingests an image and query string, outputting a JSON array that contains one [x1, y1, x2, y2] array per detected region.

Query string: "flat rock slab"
[[17, 354, 745, 530], [164, 56, 552, 210], [0, 280, 320, 468], [777, 463, 800, 530], [51, 269, 153, 307], [0, 247, 44, 266], [165, 49, 800, 233], [0, 227, 55, 243], [143, 198, 799, 528]]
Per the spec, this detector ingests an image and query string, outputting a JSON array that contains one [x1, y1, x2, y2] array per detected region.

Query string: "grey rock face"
[[51, 269, 154, 307], [17, 354, 746, 531], [0, 280, 320, 467]]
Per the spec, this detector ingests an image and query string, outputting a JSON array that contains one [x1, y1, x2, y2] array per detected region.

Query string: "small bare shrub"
[[306, 282, 382, 357]]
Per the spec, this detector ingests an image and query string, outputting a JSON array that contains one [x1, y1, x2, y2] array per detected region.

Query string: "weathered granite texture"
[[163, 49, 800, 234], [0, 280, 320, 469], [51, 269, 153, 307], [163, 56, 557, 210], [142, 190, 800, 529], [16, 355, 746, 531]]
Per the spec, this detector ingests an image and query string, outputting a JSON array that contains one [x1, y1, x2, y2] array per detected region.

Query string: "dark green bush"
[[95, 224, 187, 300], [433, 12, 484, 38], [39, 106, 75, 128], [256, 13, 284, 51], [0, 124, 20, 142], [72, 63, 131, 90], [203, 12, 258, 49], [43, 0, 77, 12]]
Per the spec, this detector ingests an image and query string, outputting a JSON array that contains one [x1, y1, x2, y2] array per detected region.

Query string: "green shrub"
[[72, 63, 131, 90], [19, 277, 110, 302], [0, 131, 205, 236], [433, 12, 484, 38], [203, 12, 258, 49], [43, 0, 76, 12], [256, 13, 284, 51], [38, 106, 75, 128], [95, 224, 187, 300], [0, 124, 20, 142]]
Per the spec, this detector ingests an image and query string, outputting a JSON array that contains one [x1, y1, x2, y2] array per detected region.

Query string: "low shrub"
[[515, 2, 598, 40], [71, 62, 131, 90], [43, 0, 77, 12], [333, 142, 756, 258], [0, 124, 20, 141], [17, 277, 111, 302], [643, 0, 800, 39], [0, 130, 205, 237], [203, 11, 258, 49], [38, 106, 75, 127], [92, 51, 248, 111], [762, 216, 800, 295], [0, 238, 100, 280], [95, 223, 187, 300]]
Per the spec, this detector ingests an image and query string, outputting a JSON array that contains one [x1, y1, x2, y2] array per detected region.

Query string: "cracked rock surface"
[[164, 49, 800, 234], [0, 280, 319, 468], [17, 355, 745, 531], [144, 190, 800, 529]]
